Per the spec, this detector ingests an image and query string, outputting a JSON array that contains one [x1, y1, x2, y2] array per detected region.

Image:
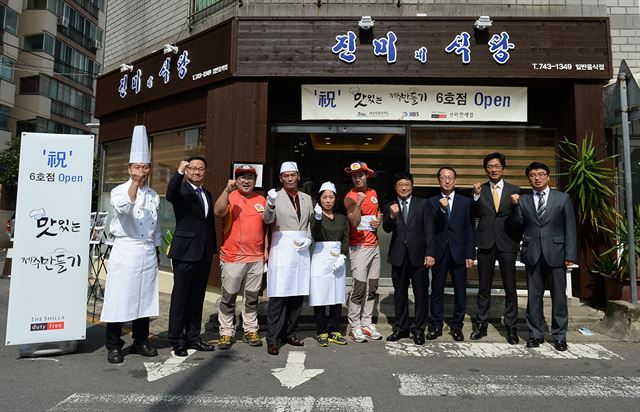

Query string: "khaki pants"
[[218, 261, 263, 336], [347, 245, 380, 329]]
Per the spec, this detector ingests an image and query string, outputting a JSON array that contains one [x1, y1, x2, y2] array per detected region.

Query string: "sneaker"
[[218, 335, 233, 350], [317, 333, 329, 347], [328, 331, 347, 345], [242, 331, 263, 347], [350, 328, 367, 343], [361, 324, 382, 340]]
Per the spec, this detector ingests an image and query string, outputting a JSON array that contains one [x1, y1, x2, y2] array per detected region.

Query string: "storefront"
[[95, 17, 612, 298]]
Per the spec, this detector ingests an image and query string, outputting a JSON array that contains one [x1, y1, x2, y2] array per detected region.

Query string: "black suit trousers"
[[476, 246, 518, 327], [168, 255, 212, 348], [267, 296, 304, 345], [526, 255, 568, 340], [105, 317, 150, 350], [314, 304, 342, 335], [391, 247, 429, 334], [430, 249, 467, 330]]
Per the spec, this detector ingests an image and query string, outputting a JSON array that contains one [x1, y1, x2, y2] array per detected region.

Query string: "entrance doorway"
[[270, 124, 408, 280]]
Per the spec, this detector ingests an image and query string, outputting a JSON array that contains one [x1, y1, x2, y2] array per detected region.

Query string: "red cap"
[[234, 164, 257, 177]]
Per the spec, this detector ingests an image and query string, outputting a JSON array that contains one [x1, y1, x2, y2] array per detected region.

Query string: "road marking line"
[[51, 393, 374, 411], [395, 373, 640, 398], [385, 342, 622, 360], [271, 351, 324, 389]]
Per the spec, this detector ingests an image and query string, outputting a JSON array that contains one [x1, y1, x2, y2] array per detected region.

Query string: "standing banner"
[[302, 84, 528, 122], [5, 133, 94, 345]]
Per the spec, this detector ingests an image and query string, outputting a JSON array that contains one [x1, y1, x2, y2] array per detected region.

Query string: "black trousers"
[[476, 246, 518, 328], [168, 255, 212, 348], [391, 247, 429, 334], [526, 256, 568, 340], [267, 296, 303, 345], [105, 317, 149, 351], [430, 249, 467, 330], [313, 304, 342, 335]]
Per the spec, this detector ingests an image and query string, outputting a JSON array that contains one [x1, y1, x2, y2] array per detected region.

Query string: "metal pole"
[[618, 72, 638, 304]]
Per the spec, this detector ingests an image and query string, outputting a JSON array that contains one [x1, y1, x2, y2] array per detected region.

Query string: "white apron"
[[100, 238, 159, 322], [309, 241, 346, 306], [267, 230, 311, 297]]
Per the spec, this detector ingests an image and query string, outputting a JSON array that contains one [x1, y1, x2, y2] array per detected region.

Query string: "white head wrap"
[[318, 181, 336, 194], [280, 161, 299, 174]]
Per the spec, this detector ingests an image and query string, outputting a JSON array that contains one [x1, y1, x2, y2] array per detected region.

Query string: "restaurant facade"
[[94, 16, 612, 298]]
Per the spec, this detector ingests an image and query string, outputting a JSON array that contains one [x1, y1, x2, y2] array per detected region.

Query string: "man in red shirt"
[[344, 161, 383, 343], [213, 164, 267, 349]]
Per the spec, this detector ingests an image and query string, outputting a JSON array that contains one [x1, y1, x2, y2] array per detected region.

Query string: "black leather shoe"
[[173, 346, 188, 356], [507, 327, 520, 345], [526, 337, 544, 348], [412, 330, 426, 345], [282, 336, 304, 346], [130, 342, 158, 357], [451, 328, 464, 342], [267, 344, 279, 355], [189, 341, 215, 351], [385, 330, 410, 342], [470, 325, 488, 341], [553, 339, 568, 352], [107, 349, 124, 364], [425, 329, 443, 341]]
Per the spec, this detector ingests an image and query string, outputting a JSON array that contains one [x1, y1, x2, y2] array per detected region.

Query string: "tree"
[[0, 137, 21, 209]]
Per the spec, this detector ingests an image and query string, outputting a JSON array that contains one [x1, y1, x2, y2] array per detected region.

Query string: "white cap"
[[280, 161, 299, 174], [129, 125, 151, 164], [318, 181, 336, 194]]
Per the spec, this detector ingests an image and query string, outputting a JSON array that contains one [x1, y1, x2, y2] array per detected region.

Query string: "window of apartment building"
[[54, 39, 100, 88], [0, 105, 11, 131], [0, 5, 19, 36], [24, 33, 56, 55], [27, 0, 58, 13], [194, 0, 223, 13], [18, 116, 85, 135], [20, 74, 94, 123], [0, 56, 15, 82], [59, 2, 103, 50]]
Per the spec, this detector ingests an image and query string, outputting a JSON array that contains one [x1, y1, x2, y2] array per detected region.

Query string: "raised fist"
[[472, 182, 481, 196], [356, 192, 366, 206], [511, 194, 520, 204], [267, 189, 278, 206]]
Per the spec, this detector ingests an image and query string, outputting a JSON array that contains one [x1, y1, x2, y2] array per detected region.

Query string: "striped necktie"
[[536, 191, 546, 220]]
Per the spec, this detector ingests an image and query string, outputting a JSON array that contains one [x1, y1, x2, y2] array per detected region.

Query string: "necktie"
[[401, 200, 408, 222], [492, 184, 500, 212], [446, 196, 451, 218], [537, 191, 546, 220], [195, 187, 205, 211]]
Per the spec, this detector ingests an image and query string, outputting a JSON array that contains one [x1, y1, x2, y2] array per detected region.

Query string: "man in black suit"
[[427, 167, 476, 341], [471, 152, 521, 344], [509, 162, 576, 351], [166, 156, 217, 356], [382, 172, 435, 345]]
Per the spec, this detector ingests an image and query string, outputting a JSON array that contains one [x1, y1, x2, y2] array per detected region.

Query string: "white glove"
[[294, 237, 312, 251], [314, 204, 323, 220], [267, 188, 278, 206], [332, 254, 347, 272]]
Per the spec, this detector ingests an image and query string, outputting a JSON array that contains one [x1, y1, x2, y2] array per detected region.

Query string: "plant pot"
[[603, 276, 623, 301]]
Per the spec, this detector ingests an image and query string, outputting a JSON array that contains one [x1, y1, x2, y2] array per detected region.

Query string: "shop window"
[[0, 56, 14, 82], [410, 127, 557, 190], [0, 105, 10, 131]]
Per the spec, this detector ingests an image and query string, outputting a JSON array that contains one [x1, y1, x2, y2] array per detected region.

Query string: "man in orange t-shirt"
[[213, 164, 267, 349], [344, 161, 383, 343]]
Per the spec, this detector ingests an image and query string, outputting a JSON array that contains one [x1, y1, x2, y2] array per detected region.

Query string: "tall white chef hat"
[[129, 125, 151, 164], [280, 161, 299, 174], [318, 181, 336, 194]]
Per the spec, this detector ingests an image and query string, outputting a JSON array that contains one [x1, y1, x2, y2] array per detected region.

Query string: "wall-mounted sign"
[[302, 84, 527, 122]]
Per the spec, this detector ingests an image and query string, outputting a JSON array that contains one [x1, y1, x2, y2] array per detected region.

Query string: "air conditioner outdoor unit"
[[92, 39, 102, 49], [57, 16, 69, 27]]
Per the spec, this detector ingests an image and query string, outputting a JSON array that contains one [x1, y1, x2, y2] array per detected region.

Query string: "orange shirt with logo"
[[220, 191, 266, 263], [345, 188, 379, 247]]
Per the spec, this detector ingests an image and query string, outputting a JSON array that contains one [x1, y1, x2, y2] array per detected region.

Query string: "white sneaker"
[[361, 324, 382, 340], [350, 328, 367, 343]]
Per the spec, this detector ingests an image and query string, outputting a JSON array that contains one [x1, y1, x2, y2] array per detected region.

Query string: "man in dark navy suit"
[[382, 172, 435, 345], [427, 167, 476, 341], [166, 156, 217, 356]]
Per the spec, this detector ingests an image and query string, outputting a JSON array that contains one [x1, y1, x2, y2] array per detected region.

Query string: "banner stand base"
[[19, 340, 78, 357]]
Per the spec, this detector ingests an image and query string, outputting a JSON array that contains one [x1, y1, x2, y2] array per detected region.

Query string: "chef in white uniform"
[[100, 125, 162, 364], [263, 161, 314, 355]]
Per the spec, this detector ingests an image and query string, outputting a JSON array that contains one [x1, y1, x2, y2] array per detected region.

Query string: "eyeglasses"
[[438, 176, 455, 182], [187, 166, 206, 173], [485, 164, 503, 171], [528, 172, 548, 179], [237, 175, 256, 181]]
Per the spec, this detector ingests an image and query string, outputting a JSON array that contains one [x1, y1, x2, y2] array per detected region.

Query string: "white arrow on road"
[[144, 349, 198, 382], [271, 351, 324, 389]]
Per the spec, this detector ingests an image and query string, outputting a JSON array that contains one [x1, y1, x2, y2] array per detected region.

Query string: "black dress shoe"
[[189, 341, 215, 351], [267, 344, 279, 355], [107, 349, 124, 364], [385, 330, 410, 342], [553, 339, 568, 352], [450, 328, 464, 342], [412, 330, 426, 345], [507, 327, 520, 345], [173, 347, 188, 356], [470, 325, 488, 341], [425, 329, 443, 341], [130, 342, 158, 357], [526, 337, 544, 348], [282, 336, 304, 346]]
